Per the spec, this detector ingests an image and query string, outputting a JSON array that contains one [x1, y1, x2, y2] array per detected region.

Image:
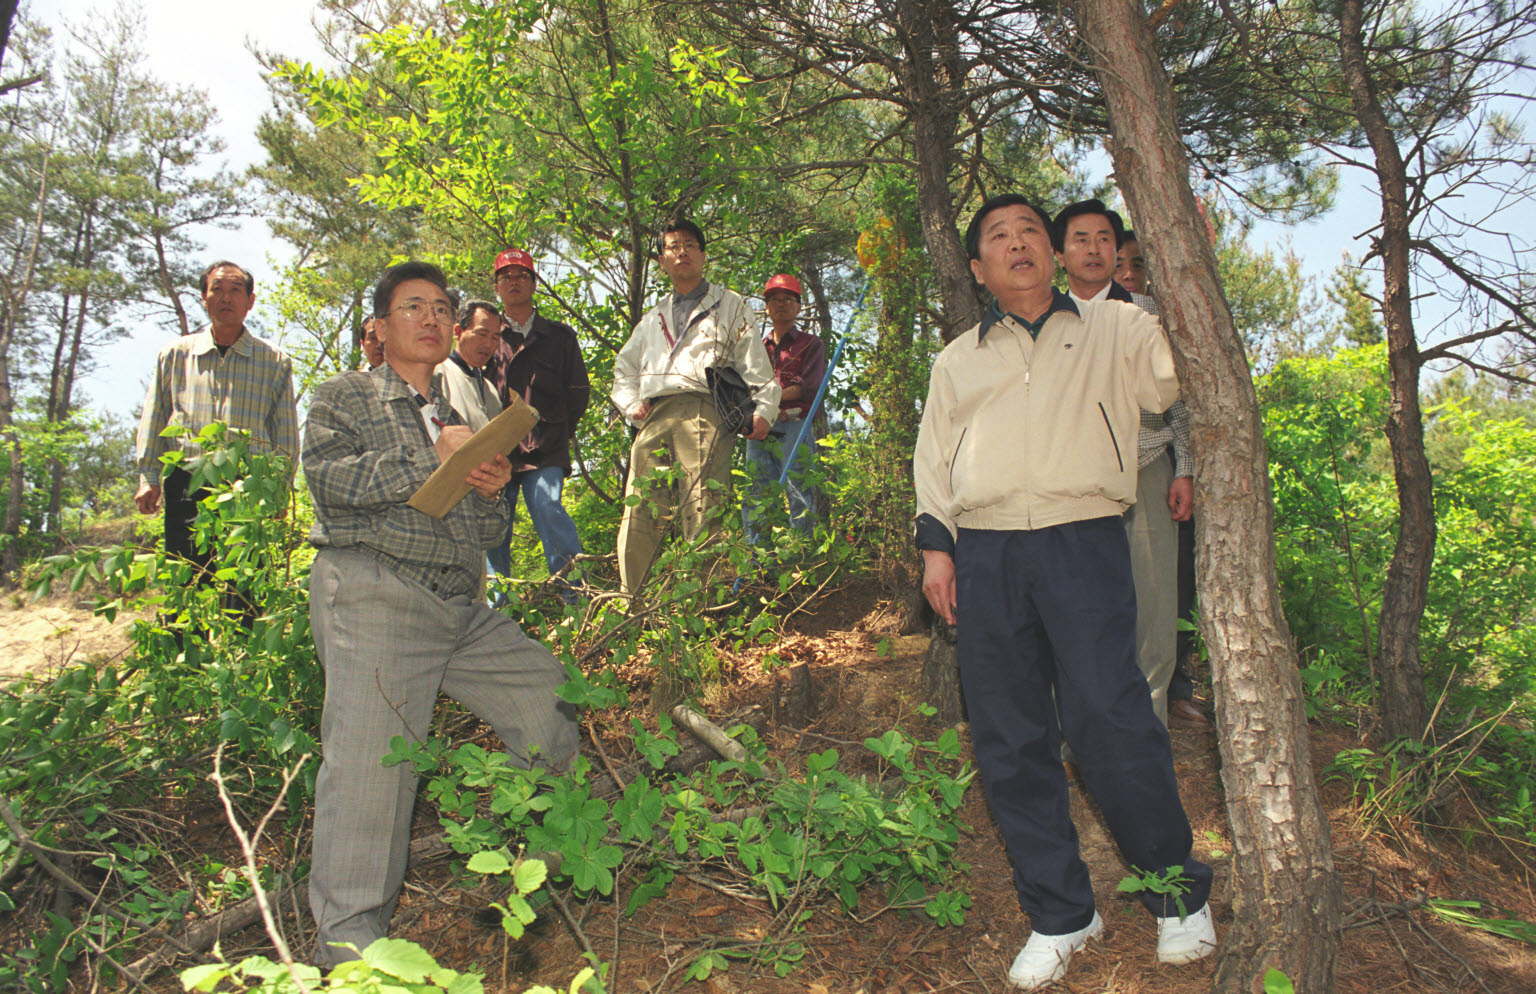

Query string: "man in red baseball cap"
[[483, 249, 591, 603], [742, 274, 827, 548]]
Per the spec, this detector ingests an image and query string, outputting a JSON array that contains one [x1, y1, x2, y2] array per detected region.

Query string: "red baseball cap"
[[493, 249, 537, 281], [764, 273, 803, 298]]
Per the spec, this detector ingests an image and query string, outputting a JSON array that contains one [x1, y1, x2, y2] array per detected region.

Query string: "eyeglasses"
[[387, 299, 454, 323], [496, 270, 534, 284]]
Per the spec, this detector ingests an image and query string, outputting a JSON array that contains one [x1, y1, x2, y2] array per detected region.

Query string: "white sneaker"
[[1006, 911, 1104, 989], [1157, 904, 1217, 964]]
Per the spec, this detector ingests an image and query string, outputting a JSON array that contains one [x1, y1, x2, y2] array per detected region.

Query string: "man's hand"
[[134, 483, 161, 515], [433, 425, 474, 463], [745, 415, 771, 441], [922, 549, 958, 626], [630, 400, 651, 423], [1167, 475, 1194, 521], [467, 453, 513, 500]]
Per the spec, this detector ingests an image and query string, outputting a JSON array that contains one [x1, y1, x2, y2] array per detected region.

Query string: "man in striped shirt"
[[134, 261, 298, 567]]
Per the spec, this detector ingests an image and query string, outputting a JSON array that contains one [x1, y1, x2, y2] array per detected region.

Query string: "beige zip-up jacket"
[[610, 282, 780, 422], [914, 292, 1179, 550]]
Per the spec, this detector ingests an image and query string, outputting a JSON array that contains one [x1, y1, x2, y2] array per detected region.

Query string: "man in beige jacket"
[[913, 194, 1214, 990]]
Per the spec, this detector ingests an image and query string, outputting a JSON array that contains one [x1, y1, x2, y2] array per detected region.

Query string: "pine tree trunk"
[[897, 0, 982, 341], [1067, 0, 1341, 988], [1339, 0, 1432, 743]]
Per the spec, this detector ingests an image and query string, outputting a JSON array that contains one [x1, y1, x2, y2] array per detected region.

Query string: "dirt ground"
[[0, 589, 138, 680], [8, 582, 1536, 992]]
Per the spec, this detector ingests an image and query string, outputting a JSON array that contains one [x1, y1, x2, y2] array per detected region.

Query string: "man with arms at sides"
[[135, 261, 298, 570], [436, 299, 504, 432], [1116, 230, 1209, 727], [1053, 199, 1195, 727], [610, 219, 779, 596], [915, 195, 1214, 989], [302, 261, 579, 966], [485, 250, 590, 600], [742, 273, 827, 547]]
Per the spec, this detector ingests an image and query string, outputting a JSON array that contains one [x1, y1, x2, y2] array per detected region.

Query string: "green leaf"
[[361, 937, 439, 982], [466, 850, 512, 876], [1263, 967, 1296, 994], [179, 963, 230, 991], [513, 857, 549, 894]]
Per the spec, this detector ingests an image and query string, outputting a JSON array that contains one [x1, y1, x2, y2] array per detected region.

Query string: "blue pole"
[[778, 287, 867, 484]]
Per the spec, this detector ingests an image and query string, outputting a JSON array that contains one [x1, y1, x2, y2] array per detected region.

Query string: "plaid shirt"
[[134, 327, 299, 485], [302, 365, 509, 600], [1121, 291, 1193, 476]]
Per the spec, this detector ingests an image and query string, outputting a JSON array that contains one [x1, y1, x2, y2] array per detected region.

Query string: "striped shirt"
[[302, 365, 509, 600], [134, 327, 299, 485]]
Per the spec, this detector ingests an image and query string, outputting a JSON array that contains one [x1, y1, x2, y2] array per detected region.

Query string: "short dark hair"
[[373, 261, 449, 318], [457, 299, 500, 327], [1121, 229, 1140, 248], [200, 261, 255, 295], [655, 218, 706, 257], [1051, 199, 1126, 252], [964, 194, 1054, 260]]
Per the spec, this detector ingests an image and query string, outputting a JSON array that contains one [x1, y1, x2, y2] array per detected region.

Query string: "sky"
[[36, 0, 330, 422], [32, 0, 1399, 426]]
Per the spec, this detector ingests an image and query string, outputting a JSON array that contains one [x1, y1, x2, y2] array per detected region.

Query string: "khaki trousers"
[[616, 393, 735, 595], [1123, 454, 1179, 726]]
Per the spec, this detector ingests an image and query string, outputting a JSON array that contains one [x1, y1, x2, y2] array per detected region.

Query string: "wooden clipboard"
[[407, 396, 540, 519]]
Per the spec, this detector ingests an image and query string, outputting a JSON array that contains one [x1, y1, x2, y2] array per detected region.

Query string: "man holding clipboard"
[[301, 261, 579, 966]]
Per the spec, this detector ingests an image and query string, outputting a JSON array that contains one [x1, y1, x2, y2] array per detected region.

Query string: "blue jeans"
[[742, 430, 819, 547], [486, 467, 583, 595]]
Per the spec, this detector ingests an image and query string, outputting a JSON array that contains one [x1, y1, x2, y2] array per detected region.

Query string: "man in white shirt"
[[610, 219, 780, 595]]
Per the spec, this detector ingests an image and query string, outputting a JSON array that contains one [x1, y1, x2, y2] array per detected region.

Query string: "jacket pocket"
[[1098, 403, 1125, 474]]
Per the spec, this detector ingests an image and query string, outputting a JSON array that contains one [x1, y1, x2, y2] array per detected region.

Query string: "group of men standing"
[[132, 221, 829, 967], [133, 198, 1213, 983]]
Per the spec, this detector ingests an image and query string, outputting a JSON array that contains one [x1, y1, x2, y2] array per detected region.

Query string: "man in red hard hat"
[[742, 274, 827, 548], [484, 249, 591, 603]]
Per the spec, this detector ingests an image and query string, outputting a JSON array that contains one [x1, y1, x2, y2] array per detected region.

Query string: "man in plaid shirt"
[[302, 261, 578, 966], [134, 261, 298, 568]]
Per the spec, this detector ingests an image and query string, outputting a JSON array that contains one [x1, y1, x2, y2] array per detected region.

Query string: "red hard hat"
[[493, 249, 537, 280], [763, 274, 803, 298]]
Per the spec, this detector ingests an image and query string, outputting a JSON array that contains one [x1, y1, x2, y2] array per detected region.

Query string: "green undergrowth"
[[1, 429, 968, 991]]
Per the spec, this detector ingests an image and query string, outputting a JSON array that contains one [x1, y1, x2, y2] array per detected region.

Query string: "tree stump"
[[774, 663, 818, 727]]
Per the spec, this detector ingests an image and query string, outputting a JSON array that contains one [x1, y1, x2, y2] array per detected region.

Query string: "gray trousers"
[[1123, 455, 1179, 726], [307, 548, 579, 966]]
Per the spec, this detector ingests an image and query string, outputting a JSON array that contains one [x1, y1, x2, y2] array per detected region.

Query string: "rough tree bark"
[[1339, 0, 1433, 743], [1068, 0, 1341, 989], [895, 0, 983, 341]]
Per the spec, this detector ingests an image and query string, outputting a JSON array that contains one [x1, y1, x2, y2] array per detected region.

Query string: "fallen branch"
[[669, 705, 748, 763]]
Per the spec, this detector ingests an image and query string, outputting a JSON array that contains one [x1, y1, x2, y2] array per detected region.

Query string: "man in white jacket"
[[610, 219, 780, 595]]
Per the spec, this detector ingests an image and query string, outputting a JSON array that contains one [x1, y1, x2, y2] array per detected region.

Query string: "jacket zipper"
[[1098, 403, 1125, 473]]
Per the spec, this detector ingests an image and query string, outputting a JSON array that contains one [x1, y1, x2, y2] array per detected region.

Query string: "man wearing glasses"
[[302, 261, 579, 966], [484, 249, 591, 601], [610, 220, 779, 596]]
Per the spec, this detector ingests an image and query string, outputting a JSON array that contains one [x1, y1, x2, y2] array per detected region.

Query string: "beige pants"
[[1124, 454, 1179, 726], [616, 393, 735, 596]]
